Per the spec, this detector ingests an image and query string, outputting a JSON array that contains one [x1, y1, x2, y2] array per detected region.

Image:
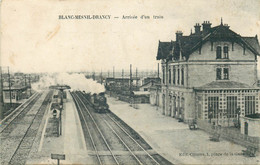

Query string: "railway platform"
[[106, 96, 260, 165], [26, 91, 94, 164]]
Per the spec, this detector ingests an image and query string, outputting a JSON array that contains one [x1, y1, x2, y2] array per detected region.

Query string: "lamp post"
[[59, 89, 63, 136], [236, 107, 241, 128], [209, 105, 213, 123]]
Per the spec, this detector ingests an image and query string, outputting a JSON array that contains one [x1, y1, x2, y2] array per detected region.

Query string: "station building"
[[156, 20, 260, 125]]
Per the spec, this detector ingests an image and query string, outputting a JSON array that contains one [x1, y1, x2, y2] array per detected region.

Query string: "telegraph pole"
[[100, 69, 103, 84], [93, 72, 95, 81], [0, 67, 4, 119], [122, 69, 124, 79], [24, 75, 27, 87], [28, 74, 32, 96], [136, 68, 138, 88], [113, 66, 115, 78], [158, 63, 160, 78], [8, 67, 12, 109], [130, 64, 132, 91]]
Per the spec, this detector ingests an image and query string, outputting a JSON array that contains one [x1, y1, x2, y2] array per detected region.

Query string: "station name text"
[[58, 15, 163, 20]]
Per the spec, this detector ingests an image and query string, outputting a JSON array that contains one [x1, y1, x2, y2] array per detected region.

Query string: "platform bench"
[[209, 133, 220, 142], [189, 123, 198, 130]]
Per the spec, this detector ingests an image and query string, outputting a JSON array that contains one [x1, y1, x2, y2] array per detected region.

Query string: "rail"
[[70, 92, 102, 165], [78, 91, 160, 165], [0, 92, 40, 133]]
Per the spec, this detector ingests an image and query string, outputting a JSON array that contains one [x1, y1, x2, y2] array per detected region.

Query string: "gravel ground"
[[0, 91, 52, 165]]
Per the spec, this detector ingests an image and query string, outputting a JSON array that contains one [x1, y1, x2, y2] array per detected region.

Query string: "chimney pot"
[[176, 31, 183, 42], [194, 23, 201, 35], [202, 21, 212, 32]]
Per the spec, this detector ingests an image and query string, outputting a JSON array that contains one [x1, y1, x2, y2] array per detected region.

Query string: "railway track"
[[0, 92, 41, 134], [72, 91, 171, 165], [71, 92, 119, 165], [0, 91, 53, 165]]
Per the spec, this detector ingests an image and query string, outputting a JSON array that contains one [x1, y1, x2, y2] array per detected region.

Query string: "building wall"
[[187, 41, 257, 87], [188, 41, 255, 61], [160, 41, 258, 122], [240, 117, 260, 137], [196, 89, 259, 126], [187, 63, 256, 87]]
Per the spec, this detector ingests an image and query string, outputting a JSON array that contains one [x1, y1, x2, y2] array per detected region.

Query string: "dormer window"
[[223, 46, 229, 58], [216, 46, 222, 59], [216, 45, 229, 59]]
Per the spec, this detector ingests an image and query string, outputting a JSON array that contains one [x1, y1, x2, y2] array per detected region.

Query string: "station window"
[[169, 69, 171, 84], [181, 68, 184, 85], [208, 96, 219, 119], [245, 96, 255, 115], [216, 68, 229, 80], [216, 68, 222, 80], [173, 67, 176, 85], [223, 68, 229, 79], [162, 67, 165, 84], [216, 45, 229, 59], [223, 46, 229, 58], [216, 46, 222, 59], [177, 68, 180, 85]]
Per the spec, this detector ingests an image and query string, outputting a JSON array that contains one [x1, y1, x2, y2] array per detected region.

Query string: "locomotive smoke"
[[32, 72, 105, 94]]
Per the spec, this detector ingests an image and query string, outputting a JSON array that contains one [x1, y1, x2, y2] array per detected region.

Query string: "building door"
[[176, 97, 180, 119], [208, 97, 219, 119], [163, 94, 165, 114], [172, 96, 176, 117], [244, 122, 248, 135], [181, 98, 185, 120], [227, 96, 237, 118], [169, 95, 172, 116]]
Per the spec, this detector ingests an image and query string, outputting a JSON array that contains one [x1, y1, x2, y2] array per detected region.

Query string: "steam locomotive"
[[84, 92, 109, 113]]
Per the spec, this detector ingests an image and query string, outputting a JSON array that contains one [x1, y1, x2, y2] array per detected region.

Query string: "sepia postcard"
[[0, 0, 260, 164]]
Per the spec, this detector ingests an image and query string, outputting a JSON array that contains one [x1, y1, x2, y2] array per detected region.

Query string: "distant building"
[[140, 78, 161, 92], [3, 86, 28, 104], [157, 20, 260, 124]]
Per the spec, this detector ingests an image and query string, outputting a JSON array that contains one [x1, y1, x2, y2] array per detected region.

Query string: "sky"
[[0, 0, 260, 73]]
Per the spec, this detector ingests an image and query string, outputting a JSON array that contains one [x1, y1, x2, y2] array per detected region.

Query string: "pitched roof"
[[195, 81, 259, 90], [156, 41, 174, 60], [157, 23, 260, 61], [242, 36, 260, 54]]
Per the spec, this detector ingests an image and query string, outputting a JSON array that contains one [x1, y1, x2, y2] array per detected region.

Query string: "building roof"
[[195, 81, 259, 90], [133, 91, 150, 95], [3, 85, 28, 91], [157, 22, 260, 61], [245, 113, 260, 119], [157, 41, 174, 60]]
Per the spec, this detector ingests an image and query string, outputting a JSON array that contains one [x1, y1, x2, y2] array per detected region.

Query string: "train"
[[83, 92, 110, 113]]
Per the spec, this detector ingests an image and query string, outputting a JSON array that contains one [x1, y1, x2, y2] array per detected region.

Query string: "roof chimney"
[[176, 31, 183, 42], [202, 21, 212, 33], [194, 23, 201, 35]]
